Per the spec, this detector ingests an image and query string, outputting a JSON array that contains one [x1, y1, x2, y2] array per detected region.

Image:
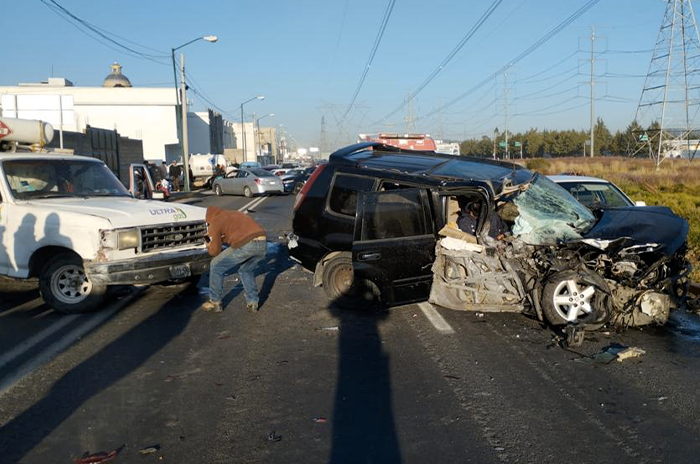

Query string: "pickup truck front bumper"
[[85, 248, 211, 285]]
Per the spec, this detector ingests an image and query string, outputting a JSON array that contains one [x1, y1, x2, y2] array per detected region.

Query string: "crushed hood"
[[27, 197, 206, 229], [583, 206, 689, 255]]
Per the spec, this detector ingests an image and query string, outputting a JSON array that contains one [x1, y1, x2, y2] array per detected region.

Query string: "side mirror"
[[152, 192, 165, 200], [634, 200, 646, 207]]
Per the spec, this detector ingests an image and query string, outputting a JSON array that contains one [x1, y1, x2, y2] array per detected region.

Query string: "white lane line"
[[239, 196, 267, 214], [0, 315, 78, 370], [418, 302, 455, 334], [0, 292, 138, 398]]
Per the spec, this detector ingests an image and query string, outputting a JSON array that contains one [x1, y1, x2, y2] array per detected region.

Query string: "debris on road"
[[139, 444, 161, 455], [444, 374, 462, 380], [312, 417, 327, 423], [616, 346, 646, 362], [268, 431, 282, 442], [317, 326, 339, 331], [74, 445, 124, 463]]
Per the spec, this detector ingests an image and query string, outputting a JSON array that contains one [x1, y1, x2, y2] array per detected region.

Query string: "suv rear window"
[[328, 174, 375, 216], [362, 189, 428, 240]]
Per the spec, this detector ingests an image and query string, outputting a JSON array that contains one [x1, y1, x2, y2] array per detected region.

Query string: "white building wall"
[[230, 122, 257, 162], [0, 84, 178, 161], [187, 112, 211, 155]]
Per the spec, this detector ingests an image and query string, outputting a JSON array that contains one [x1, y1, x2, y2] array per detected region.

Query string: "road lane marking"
[[238, 196, 267, 213], [0, 291, 140, 398], [0, 315, 78, 370], [418, 302, 455, 334]]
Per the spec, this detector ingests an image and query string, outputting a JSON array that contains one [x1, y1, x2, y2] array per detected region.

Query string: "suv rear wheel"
[[322, 254, 380, 308], [39, 253, 106, 314]]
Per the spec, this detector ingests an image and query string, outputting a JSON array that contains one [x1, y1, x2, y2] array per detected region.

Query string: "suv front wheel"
[[39, 253, 107, 314]]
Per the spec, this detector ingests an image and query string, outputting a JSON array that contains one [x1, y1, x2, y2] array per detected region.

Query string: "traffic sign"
[[639, 133, 649, 142], [498, 141, 507, 148], [0, 120, 12, 139], [513, 141, 521, 147]]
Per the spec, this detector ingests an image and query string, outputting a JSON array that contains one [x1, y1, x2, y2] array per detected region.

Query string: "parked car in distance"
[[288, 142, 690, 332], [280, 167, 315, 193], [240, 161, 262, 169], [549, 175, 646, 209], [212, 167, 283, 197], [262, 164, 280, 171], [272, 168, 293, 177]]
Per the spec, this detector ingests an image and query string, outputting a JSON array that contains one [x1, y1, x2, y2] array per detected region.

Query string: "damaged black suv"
[[289, 142, 691, 329]]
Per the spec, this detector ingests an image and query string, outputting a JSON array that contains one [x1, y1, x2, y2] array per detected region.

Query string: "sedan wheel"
[[214, 184, 222, 196], [243, 186, 252, 198]]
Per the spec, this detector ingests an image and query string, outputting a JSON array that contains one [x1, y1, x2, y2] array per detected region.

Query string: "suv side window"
[[362, 189, 429, 240], [328, 174, 375, 217]]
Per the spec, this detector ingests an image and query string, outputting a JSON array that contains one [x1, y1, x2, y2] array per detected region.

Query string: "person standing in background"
[[169, 161, 182, 192]]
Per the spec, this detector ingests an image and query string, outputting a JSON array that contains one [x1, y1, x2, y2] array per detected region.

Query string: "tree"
[[593, 117, 612, 156]]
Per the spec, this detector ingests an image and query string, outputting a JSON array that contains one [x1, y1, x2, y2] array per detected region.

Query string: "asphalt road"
[[2, 192, 700, 464]]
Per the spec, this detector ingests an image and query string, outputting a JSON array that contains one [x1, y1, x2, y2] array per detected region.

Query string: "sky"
[[1, 0, 674, 148]]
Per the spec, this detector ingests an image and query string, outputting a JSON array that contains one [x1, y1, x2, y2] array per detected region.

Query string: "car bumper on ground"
[[85, 248, 211, 285]]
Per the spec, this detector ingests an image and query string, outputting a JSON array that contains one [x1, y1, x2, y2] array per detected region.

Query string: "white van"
[[189, 154, 228, 179]]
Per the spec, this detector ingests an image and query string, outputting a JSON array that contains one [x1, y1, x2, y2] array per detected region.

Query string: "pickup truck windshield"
[[3, 159, 130, 200]]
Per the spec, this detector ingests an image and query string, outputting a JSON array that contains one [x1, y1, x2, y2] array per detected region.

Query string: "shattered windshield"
[[512, 174, 597, 245], [3, 159, 130, 200]]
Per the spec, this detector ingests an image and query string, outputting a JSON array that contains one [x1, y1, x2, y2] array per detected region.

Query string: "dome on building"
[[102, 62, 132, 88]]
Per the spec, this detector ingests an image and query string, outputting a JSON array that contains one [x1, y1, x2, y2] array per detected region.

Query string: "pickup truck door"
[[0, 195, 8, 274], [128, 164, 163, 199], [352, 188, 436, 306]]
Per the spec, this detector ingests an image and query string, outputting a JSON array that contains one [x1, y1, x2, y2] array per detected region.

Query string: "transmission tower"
[[634, 0, 700, 166], [404, 92, 416, 133], [319, 115, 329, 154]]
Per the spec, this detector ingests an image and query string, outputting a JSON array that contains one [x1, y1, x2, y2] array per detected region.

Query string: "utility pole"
[[589, 26, 596, 157], [503, 70, 509, 160], [320, 116, 328, 155], [180, 53, 191, 192]]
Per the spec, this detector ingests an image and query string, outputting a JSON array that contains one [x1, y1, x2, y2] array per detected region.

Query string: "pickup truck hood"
[[27, 197, 206, 229], [583, 206, 689, 255]]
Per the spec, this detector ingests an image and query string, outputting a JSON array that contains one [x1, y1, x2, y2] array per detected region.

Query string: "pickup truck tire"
[[243, 186, 253, 198], [39, 253, 106, 314]]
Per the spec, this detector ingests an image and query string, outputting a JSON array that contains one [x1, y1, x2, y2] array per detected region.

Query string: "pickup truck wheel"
[[39, 254, 106, 314], [542, 270, 609, 327], [243, 186, 253, 198], [214, 184, 223, 196], [322, 255, 380, 309]]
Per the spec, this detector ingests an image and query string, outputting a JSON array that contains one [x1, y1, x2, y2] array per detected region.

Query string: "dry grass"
[[522, 157, 700, 281]]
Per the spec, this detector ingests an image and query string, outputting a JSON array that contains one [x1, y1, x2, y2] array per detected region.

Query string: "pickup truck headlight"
[[101, 228, 140, 250]]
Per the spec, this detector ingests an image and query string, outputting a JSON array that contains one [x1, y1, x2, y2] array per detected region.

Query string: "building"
[[0, 63, 179, 161]]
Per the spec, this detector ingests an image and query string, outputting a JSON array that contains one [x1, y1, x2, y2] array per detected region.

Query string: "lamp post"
[[277, 124, 285, 164], [171, 34, 217, 192], [240, 95, 265, 163], [255, 113, 274, 162]]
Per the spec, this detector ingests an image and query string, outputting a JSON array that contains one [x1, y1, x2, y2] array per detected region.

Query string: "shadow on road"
[[328, 302, 402, 464], [0, 286, 197, 463]]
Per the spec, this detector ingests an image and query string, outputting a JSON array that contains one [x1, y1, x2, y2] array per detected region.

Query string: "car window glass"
[[561, 182, 631, 208], [328, 174, 376, 216], [380, 181, 418, 191], [362, 189, 426, 240], [236, 170, 247, 178], [251, 168, 274, 177]]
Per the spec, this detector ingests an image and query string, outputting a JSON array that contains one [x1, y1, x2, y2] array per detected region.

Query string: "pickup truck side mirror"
[[635, 200, 647, 207]]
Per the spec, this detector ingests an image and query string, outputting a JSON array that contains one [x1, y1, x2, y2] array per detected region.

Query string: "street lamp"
[[240, 95, 265, 163], [256, 113, 274, 161], [171, 35, 217, 192]]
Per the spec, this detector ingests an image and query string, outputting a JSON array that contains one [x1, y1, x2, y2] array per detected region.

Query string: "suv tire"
[[39, 253, 106, 314], [541, 269, 609, 327], [322, 254, 380, 309]]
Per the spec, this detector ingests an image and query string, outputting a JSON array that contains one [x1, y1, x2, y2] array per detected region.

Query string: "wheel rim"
[[332, 264, 354, 295], [215, 185, 221, 195], [51, 264, 92, 304], [552, 279, 596, 322], [244, 187, 251, 197]]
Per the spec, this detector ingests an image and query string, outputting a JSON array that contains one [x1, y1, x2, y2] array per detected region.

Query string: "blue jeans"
[[209, 239, 267, 305]]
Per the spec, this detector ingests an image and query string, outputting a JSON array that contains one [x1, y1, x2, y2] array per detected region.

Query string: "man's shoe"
[[201, 300, 222, 313], [247, 301, 259, 312]]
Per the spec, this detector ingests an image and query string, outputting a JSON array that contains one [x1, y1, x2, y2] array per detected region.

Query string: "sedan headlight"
[[101, 228, 140, 250]]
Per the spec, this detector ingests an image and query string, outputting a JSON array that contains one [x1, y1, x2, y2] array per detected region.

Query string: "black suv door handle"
[[358, 252, 381, 261]]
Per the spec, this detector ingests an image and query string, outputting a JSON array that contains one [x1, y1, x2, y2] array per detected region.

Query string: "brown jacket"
[[205, 206, 265, 257]]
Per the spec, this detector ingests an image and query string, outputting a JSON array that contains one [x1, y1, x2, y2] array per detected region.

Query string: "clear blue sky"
[[2, 0, 669, 147]]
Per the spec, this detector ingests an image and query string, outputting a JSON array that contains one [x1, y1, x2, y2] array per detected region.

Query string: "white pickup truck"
[[0, 118, 210, 313]]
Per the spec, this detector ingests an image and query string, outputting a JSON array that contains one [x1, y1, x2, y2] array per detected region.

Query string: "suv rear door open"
[[353, 188, 435, 305]]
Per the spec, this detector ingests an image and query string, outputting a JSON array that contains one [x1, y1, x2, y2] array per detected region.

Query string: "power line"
[[376, 0, 504, 124], [518, 49, 581, 82], [340, 0, 397, 121], [37, 0, 170, 65], [419, 0, 603, 121]]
